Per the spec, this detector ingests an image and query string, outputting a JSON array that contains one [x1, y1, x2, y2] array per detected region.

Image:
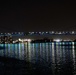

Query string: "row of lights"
[[28, 31, 76, 34], [0, 32, 24, 35], [0, 31, 76, 35]]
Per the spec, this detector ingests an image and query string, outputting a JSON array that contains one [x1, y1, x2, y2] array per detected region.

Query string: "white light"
[[52, 31, 54, 33], [54, 39, 61, 42], [21, 39, 31, 42], [39, 32, 41, 34], [32, 32, 34, 33], [46, 32, 48, 33], [28, 39, 31, 42], [58, 32, 61, 34], [18, 32, 21, 34], [56, 39, 60, 42], [42, 32, 44, 34], [19, 38, 22, 41], [72, 31, 74, 34]]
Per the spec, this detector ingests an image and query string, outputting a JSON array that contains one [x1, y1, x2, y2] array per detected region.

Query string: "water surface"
[[0, 42, 76, 75]]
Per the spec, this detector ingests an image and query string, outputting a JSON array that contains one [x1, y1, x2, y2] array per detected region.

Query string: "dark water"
[[0, 42, 76, 75]]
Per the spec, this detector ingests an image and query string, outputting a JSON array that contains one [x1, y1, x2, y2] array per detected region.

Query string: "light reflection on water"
[[0, 42, 76, 75]]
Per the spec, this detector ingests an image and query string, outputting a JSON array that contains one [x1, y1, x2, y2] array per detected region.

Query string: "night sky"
[[0, 1, 76, 32]]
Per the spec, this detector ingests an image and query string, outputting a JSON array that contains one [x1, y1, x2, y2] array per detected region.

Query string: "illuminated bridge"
[[0, 31, 76, 36]]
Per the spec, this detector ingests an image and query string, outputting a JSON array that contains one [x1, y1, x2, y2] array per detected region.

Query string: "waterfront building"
[[0, 36, 13, 43]]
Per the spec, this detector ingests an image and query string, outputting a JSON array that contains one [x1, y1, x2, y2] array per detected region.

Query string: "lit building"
[[0, 36, 13, 43]]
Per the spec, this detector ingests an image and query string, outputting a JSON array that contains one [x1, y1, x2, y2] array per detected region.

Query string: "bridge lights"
[[52, 31, 54, 34], [72, 31, 74, 34]]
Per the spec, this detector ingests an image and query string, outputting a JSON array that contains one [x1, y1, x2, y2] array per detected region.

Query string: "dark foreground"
[[0, 56, 74, 75], [0, 56, 53, 75]]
